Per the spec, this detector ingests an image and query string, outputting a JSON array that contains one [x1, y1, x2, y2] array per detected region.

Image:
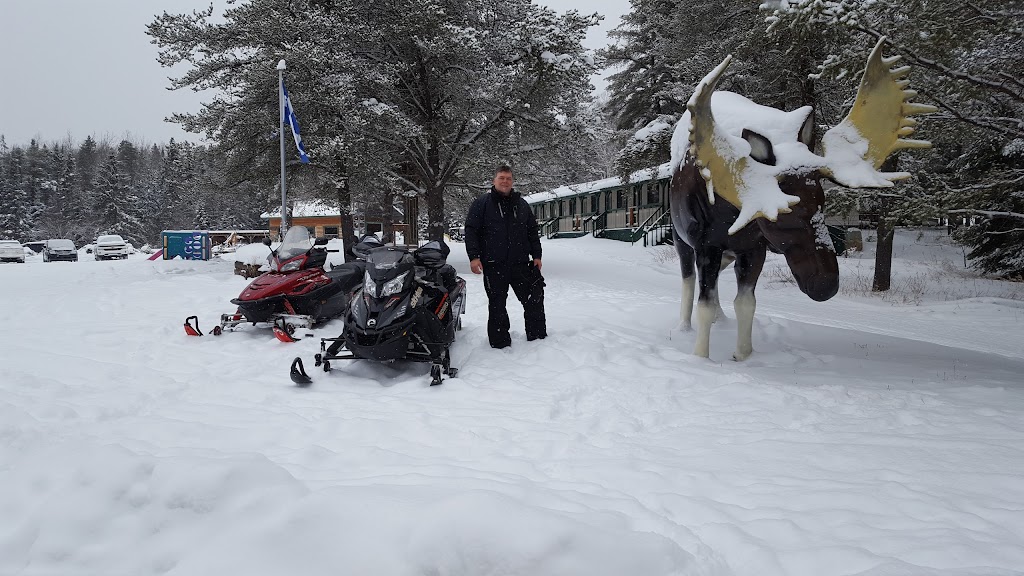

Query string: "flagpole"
[[277, 59, 288, 237]]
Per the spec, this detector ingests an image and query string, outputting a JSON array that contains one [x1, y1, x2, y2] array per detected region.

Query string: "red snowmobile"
[[184, 226, 372, 342]]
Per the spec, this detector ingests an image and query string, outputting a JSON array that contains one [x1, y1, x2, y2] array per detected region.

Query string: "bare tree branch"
[[948, 209, 1024, 219]]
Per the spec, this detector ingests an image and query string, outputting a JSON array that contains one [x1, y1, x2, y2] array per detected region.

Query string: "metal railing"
[[632, 206, 668, 245], [642, 209, 673, 247], [542, 217, 560, 239], [581, 212, 602, 234], [591, 212, 608, 237]]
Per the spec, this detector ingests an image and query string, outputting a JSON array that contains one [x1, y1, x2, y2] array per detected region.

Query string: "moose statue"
[[670, 38, 935, 360]]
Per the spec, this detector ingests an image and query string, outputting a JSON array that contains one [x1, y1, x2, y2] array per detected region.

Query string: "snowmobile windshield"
[[276, 226, 312, 262], [366, 248, 415, 282], [363, 249, 415, 298]]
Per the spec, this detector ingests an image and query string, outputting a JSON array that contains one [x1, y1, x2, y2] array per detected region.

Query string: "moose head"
[[669, 37, 936, 359]]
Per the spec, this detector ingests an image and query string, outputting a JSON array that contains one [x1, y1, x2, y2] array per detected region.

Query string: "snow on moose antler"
[[821, 38, 938, 187]]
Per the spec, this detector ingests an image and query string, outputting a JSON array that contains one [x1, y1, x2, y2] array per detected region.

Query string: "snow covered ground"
[[2, 228, 1023, 576]]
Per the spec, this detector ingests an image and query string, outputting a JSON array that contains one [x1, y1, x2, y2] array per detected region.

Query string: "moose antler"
[[687, 56, 744, 208], [822, 37, 938, 187], [687, 56, 801, 233]]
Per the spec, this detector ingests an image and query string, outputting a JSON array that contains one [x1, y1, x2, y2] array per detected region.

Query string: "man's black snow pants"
[[483, 261, 546, 348]]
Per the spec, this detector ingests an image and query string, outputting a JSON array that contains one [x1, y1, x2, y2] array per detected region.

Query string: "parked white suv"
[[94, 234, 129, 260], [0, 240, 26, 263]]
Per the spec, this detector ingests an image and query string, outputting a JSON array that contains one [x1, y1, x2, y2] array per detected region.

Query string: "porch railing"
[[542, 217, 560, 239], [642, 209, 673, 247], [632, 206, 668, 245], [591, 212, 608, 236]]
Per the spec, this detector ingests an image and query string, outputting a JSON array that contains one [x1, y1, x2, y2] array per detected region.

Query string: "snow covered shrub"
[[650, 246, 678, 264]]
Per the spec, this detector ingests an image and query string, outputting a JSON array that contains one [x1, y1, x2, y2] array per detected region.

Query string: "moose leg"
[[694, 247, 724, 358], [712, 254, 736, 324], [674, 234, 696, 331], [732, 248, 766, 361]]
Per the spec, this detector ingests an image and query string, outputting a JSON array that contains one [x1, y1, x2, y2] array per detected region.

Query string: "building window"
[[616, 189, 627, 209], [569, 198, 577, 216], [604, 191, 612, 211], [559, 201, 565, 217], [323, 226, 339, 238], [590, 194, 599, 213], [646, 183, 661, 205]]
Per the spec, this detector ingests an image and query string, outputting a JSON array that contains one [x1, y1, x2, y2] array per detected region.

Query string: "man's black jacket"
[[465, 187, 542, 267]]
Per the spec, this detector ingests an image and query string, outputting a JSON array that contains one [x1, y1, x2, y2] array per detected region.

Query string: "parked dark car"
[[43, 239, 79, 262]]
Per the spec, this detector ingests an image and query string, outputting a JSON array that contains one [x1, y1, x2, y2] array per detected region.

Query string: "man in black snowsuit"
[[465, 165, 547, 349]]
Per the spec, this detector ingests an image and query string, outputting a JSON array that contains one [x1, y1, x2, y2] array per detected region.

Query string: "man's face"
[[493, 171, 513, 195]]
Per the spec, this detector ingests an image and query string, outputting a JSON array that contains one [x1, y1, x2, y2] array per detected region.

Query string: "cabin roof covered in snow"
[[524, 164, 673, 205], [262, 200, 405, 219], [262, 200, 341, 219]]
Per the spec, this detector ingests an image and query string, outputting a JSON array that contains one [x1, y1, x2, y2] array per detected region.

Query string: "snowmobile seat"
[[436, 264, 458, 293], [413, 241, 457, 292], [415, 263, 458, 293], [327, 261, 366, 291], [414, 240, 450, 268], [352, 234, 383, 260]]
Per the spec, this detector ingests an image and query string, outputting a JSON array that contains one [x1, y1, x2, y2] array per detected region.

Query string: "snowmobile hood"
[[354, 289, 415, 332], [237, 269, 325, 302]]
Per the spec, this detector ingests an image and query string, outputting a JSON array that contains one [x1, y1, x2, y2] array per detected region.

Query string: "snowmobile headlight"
[[279, 258, 302, 272], [381, 271, 409, 297], [364, 271, 375, 297]]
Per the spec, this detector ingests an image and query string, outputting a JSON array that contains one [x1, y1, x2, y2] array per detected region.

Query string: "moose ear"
[[742, 129, 775, 166], [799, 110, 814, 148]]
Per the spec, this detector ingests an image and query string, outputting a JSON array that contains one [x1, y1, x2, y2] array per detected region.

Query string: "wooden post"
[[404, 195, 419, 246]]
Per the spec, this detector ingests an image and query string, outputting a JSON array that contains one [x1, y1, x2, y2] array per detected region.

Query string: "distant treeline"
[[0, 135, 271, 246]]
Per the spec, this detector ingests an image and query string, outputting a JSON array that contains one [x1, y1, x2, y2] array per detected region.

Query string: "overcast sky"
[[0, 0, 628, 147]]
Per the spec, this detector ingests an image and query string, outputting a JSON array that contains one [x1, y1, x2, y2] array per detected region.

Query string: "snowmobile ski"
[[184, 316, 203, 336], [273, 317, 302, 342], [290, 357, 313, 386]]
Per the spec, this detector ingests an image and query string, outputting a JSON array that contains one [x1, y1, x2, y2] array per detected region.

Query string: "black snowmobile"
[[290, 239, 467, 387]]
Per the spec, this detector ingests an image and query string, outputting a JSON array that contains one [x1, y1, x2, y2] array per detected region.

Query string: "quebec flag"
[[282, 81, 310, 163]]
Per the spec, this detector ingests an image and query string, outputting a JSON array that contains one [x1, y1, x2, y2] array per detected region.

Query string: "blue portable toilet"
[[162, 230, 212, 260]]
